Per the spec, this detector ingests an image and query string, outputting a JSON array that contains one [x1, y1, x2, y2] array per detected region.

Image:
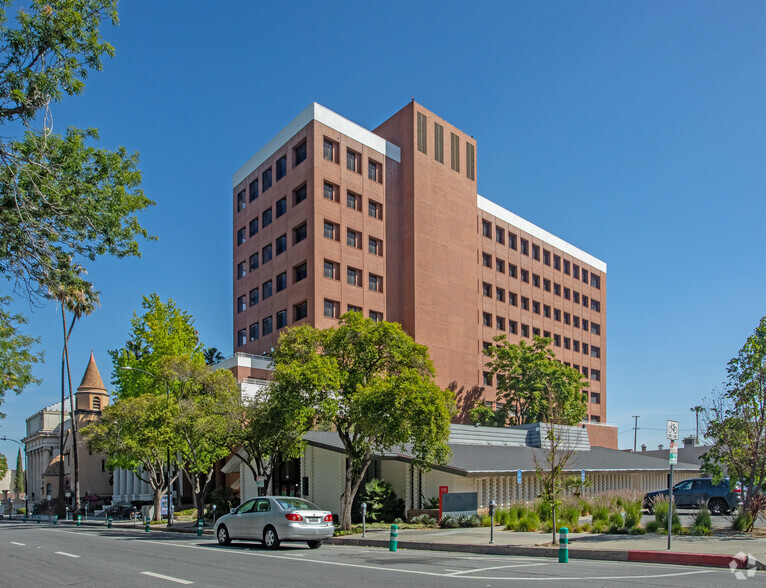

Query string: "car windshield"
[[276, 498, 319, 510]]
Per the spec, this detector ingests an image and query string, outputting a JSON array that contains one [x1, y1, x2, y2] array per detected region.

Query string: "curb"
[[327, 537, 766, 570]]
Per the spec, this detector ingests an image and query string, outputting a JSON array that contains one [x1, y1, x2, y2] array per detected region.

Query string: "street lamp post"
[[1, 436, 28, 517], [118, 366, 173, 525]]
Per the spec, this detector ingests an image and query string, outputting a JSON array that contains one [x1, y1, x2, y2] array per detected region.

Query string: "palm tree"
[[50, 271, 100, 515], [203, 347, 224, 365], [690, 405, 704, 445], [125, 339, 149, 360]]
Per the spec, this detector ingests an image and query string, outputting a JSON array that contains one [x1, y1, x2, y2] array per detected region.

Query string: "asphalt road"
[[0, 522, 750, 587]]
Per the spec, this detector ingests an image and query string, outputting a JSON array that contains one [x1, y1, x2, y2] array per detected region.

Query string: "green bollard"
[[23, 513, 27, 522], [53, 515, 58, 525], [77, 514, 82, 527], [107, 516, 113, 529], [145, 518, 150, 532], [37, 515, 41, 524], [389, 524, 398, 552], [197, 518, 204, 537], [558, 527, 569, 563]]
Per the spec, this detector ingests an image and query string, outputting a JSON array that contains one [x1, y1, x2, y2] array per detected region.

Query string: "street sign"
[[256, 476, 265, 488], [669, 440, 678, 465], [666, 420, 679, 441], [517, 469, 522, 484]]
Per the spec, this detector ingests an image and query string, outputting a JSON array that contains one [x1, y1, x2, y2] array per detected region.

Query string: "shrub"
[[423, 496, 440, 510], [629, 526, 646, 535], [591, 503, 610, 522], [358, 479, 406, 523], [578, 498, 592, 516], [516, 513, 541, 532], [459, 515, 481, 528], [590, 520, 607, 533], [409, 514, 437, 526], [559, 500, 581, 530], [645, 520, 660, 533], [623, 499, 643, 529], [439, 515, 459, 529], [691, 524, 712, 536], [732, 509, 753, 532], [480, 514, 492, 527], [208, 486, 239, 517], [693, 506, 711, 530], [653, 497, 680, 530], [536, 500, 552, 523], [609, 511, 624, 528]]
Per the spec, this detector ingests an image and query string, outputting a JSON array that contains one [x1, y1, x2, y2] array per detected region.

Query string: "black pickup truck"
[[643, 477, 742, 515]]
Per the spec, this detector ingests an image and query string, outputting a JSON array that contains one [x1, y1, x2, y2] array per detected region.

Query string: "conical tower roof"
[[77, 351, 107, 393]]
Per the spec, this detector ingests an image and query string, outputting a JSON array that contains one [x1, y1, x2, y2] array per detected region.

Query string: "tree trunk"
[[153, 488, 163, 522], [63, 328, 80, 514], [57, 308, 67, 518], [339, 459, 371, 530], [551, 500, 557, 545]]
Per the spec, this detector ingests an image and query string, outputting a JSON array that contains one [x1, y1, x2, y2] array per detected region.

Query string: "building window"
[[249, 253, 259, 271], [553, 254, 560, 270], [249, 179, 258, 202], [324, 299, 340, 319], [262, 168, 272, 192], [564, 287, 571, 300], [276, 234, 287, 255], [496, 316, 505, 330], [532, 273, 540, 288], [294, 141, 307, 167], [347, 228, 361, 249], [591, 299, 600, 312], [369, 273, 383, 293], [564, 337, 570, 350], [496, 288, 505, 302], [520, 269, 529, 283], [294, 261, 307, 283], [293, 184, 307, 205], [564, 312, 570, 325], [249, 323, 259, 341], [434, 122, 444, 163], [543, 304, 551, 318], [368, 160, 381, 182], [582, 295, 589, 307], [262, 316, 273, 335], [294, 301, 307, 321], [591, 415, 601, 423], [591, 322, 600, 335], [533, 327, 541, 336], [591, 369, 601, 381], [324, 260, 339, 280], [509, 233, 517, 250], [275, 197, 287, 218], [237, 227, 246, 246], [583, 343, 589, 355], [543, 249, 551, 266], [348, 305, 362, 313], [323, 220, 339, 241], [262, 280, 272, 299], [276, 155, 287, 181], [237, 295, 246, 313], [482, 220, 491, 238], [509, 320, 518, 334], [323, 138, 338, 162], [417, 112, 427, 154], [262, 207, 272, 227], [482, 312, 492, 327], [323, 181, 339, 202], [347, 266, 362, 287], [483, 371, 492, 386], [347, 191, 361, 211], [237, 190, 246, 212], [262, 244, 272, 263], [544, 330, 551, 338], [509, 264, 517, 278], [237, 329, 246, 347], [249, 217, 259, 237], [520, 239, 529, 256], [346, 149, 361, 173], [450, 132, 459, 171], [482, 282, 492, 297], [573, 264, 580, 280], [582, 319, 588, 331], [573, 291, 580, 304], [591, 346, 600, 358], [482, 253, 491, 268], [553, 334, 561, 347], [573, 339, 579, 352], [532, 244, 540, 261], [276, 309, 287, 329], [521, 324, 530, 338], [582, 269, 589, 284], [495, 226, 505, 244], [368, 237, 383, 256], [237, 261, 246, 279], [509, 292, 517, 306], [554, 283, 561, 296], [532, 301, 540, 314], [293, 222, 307, 244], [573, 316, 580, 328], [591, 274, 601, 289], [496, 259, 505, 273], [276, 272, 287, 292], [543, 278, 551, 292], [466, 142, 475, 181], [521, 296, 529, 311], [368, 200, 383, 221], [249, 288, 259, 306], [369, 310, 383, 322], [590, 392, 600, 404], [563, 260, 570, 275], [553, 308, 561, 321]]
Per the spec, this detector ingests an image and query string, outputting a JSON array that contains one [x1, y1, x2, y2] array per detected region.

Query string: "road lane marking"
[[10, 541, 25, 546], [55, 551, 80, 558], [447, 563, 548, 575], [141, 571, 194, 584]]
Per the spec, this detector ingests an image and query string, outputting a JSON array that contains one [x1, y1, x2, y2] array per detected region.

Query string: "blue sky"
[[2, 1, 764, 456]]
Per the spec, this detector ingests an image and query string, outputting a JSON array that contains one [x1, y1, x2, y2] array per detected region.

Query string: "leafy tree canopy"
[[0, 298, 41, 417], [0, 453, 6, 481], [484, 335, 588, 426], [269, 312, 455, 529], [14, 448, 23, 492], [702, 316, 766, 528], [109, 294, 204, 398]]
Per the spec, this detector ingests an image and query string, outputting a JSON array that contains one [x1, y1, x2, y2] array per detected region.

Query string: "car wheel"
[[708, 498, 728, 515], [644, 499, 654, 514], [263, 526, 281, 549], [217, 525, 231, 546], [307, 540, 323, 549]]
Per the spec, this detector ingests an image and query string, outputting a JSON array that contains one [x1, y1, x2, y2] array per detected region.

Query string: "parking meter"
[[488, 500, 497, 544], [212, 504, 217, 523], [361, 502, 367, 538]]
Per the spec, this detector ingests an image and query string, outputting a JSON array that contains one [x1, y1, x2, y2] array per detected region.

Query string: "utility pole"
[[690, 406, 703, 445], [632, 416, 640, 452]]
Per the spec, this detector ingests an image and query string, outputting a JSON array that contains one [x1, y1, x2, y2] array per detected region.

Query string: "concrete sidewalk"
[[328, 526, 766, 570]]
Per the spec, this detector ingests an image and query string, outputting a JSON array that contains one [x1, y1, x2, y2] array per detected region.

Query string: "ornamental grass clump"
[[623, 499, 643, 529]]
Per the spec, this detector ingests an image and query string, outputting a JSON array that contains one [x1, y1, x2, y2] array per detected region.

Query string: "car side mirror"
[[230, 508, 236, 514]]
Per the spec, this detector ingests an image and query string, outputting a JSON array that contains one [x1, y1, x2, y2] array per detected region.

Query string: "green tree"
[[14, 449, 24, 493], [0, 453, 7, 481], [484, 335, 588, 425], [702, 316, 766, 530], [269, 312, 455, 530], [0, 299, 41, 418], [109, 294, 204, 399], [83, 393, 179, 521], [162, 357, 241, 521], [203, 347, 224, 365]]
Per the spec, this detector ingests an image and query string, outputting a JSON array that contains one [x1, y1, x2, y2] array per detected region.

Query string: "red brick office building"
[[232, 101, 609, 438]]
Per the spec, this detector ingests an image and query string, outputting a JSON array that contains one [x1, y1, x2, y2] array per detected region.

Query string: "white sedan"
[[214, 496, 334, 549]]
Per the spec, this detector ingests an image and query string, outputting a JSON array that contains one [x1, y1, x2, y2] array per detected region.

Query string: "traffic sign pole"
[[666, 420, 679, 551]]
